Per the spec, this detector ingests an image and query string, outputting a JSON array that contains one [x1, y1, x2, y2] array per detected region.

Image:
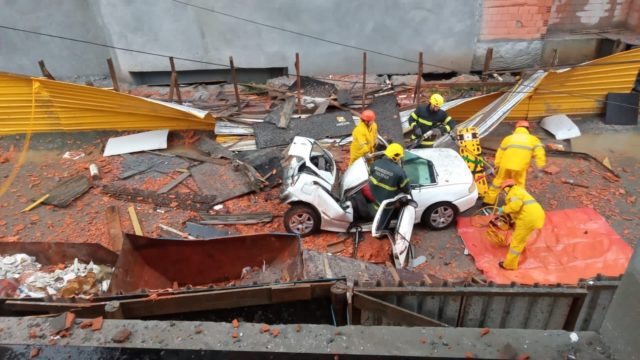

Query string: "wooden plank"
[[199, 212, 273, 225], [127, 205, 143, 236], [385, 261, 400, 284], [271, 284, 312, 302], [106, 58, 120, 92], [322, 253, 334, 278], [276, 96, 296, 129], [157, 171, 191, 194], [43, 175, 91, 207], [105, 205, 125, 253], [482, 47, 494, 81], [164, 148, 228, 165], [3, 301, 104, 317], [103, 184, 216, 211], [326, 239, 346, 254], [21, 194, 50, 212], [353, 292, 447, 327]]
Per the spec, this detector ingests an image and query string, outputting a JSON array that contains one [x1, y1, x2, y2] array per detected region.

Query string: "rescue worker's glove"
[[412, 126, 423, 138]]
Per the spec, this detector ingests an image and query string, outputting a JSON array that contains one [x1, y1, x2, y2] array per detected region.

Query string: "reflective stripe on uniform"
[[523, 199, 537, 205], [369, 176, 398, 191], [411, 112, 433, 126], [500, 144, 534, 151], [509, 248, 521, 256]]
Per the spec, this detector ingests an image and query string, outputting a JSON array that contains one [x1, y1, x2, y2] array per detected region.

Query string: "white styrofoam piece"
[[103, 129, 169, 156], [540, 114, 582, 140]]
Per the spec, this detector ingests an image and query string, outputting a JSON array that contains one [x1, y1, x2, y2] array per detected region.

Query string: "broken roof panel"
[[508, 47, 640, 119], [0, 72, 215, 134]]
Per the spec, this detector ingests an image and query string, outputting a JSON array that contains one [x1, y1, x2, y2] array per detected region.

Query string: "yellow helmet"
[[429, 93, 444, 107], [384, 143, 404, 162]]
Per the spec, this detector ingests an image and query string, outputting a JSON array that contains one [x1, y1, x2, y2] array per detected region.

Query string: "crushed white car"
[[280, 136, 478, 267]]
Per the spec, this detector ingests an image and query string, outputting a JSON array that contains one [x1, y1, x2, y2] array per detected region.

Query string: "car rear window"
[[404, 152, 435, 185]]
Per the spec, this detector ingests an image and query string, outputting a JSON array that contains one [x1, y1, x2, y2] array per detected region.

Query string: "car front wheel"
[[284, 204, 320, 237], [422, 202, 457, 230]]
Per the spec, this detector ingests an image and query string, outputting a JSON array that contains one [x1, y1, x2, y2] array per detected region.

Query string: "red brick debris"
[[260, 324, 270, 333], [29, 347, 40, 358], [270, 328, 281, 338], [91, 316, 103, 331], [480, 328, 491, 337], [231, 319, 239, 328]]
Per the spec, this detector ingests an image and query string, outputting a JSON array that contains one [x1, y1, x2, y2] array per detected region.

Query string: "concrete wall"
[[1, 0, 639, 82], [600, 247, 640, 360], [0, 0, 480, 82], [0, 0, 111, 80]]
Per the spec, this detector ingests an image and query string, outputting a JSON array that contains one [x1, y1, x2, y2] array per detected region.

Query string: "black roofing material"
[[254, 111, 354, 149], [368, 93, 404, 143], [288, 76, 337, 98]]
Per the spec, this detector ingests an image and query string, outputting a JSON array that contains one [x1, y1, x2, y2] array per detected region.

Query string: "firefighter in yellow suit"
[[349, 109, 378, 165], [483, 120, 546, 205], [497, 179, 545, 270]]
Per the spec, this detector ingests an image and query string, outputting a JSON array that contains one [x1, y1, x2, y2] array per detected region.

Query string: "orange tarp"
[[457, 208, 632, 285]]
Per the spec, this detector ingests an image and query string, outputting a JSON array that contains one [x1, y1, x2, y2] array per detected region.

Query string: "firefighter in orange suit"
[[497, 179, 545, 270], [349, 109, 378, 165], [483, 120, 546, 205]]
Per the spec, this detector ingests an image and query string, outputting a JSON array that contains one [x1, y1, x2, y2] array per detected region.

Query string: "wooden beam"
[[105, 205, 124, 253], [229, 56, 241, 112], [295, 52, 301, 115], [353, 291, 447, 327], [361, 52, 367, 111], [482, 47, 493, 81], [551, 48, 559, 67], [157, 171, 191, 194], [413, 51, 423, 103], [127, 205, 143, 236], [37, 60, 55, 80], [106, 58, 120, 92], [169, 57, 182, 104]]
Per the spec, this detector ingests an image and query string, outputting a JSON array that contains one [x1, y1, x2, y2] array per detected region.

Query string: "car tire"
[[422, 202, 458, 230], [284, 204, 320, 237]]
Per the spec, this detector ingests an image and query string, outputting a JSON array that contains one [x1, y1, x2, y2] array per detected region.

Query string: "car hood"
[[411, 148, 473, 186]]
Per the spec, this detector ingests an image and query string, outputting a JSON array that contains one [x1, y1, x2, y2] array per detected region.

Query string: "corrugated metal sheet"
[[447, 91, 504, 121], [508, 47, 640, 119], [0, 72, 215, 134]]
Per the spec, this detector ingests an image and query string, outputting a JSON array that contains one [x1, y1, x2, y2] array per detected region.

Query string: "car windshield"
[[403, 152, 436, 185]]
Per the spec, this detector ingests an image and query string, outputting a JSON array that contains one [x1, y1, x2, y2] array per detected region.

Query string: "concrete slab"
[[0, 317, 610, 359]]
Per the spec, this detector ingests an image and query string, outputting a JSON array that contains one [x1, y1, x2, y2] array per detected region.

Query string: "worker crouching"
[[497, 179, 545, 270]]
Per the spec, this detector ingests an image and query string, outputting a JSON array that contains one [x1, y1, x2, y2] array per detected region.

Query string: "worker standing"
[[483, 120, 546, 205], [409, 93, 455, 147], [367, 143, 410, 207], [496, 179, 545, 270], [349, 109, 378, 165]]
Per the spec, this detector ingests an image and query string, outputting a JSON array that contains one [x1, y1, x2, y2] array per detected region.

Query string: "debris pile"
[[0, 253, 112, 298]]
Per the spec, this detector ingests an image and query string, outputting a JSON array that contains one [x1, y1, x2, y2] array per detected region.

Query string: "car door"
[[371, 194, 417, 268]]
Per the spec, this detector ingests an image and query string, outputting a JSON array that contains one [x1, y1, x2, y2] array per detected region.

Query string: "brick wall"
[[627, 0, 640, 31], [480, 0, 554, 40], [547, 0, 630, 33]]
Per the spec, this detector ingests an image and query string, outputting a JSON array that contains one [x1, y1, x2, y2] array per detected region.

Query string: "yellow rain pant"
[[483, 168, 527, 205]]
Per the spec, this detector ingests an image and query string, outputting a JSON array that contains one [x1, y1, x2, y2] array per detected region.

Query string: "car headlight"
[[468, 181, 477, 194]]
